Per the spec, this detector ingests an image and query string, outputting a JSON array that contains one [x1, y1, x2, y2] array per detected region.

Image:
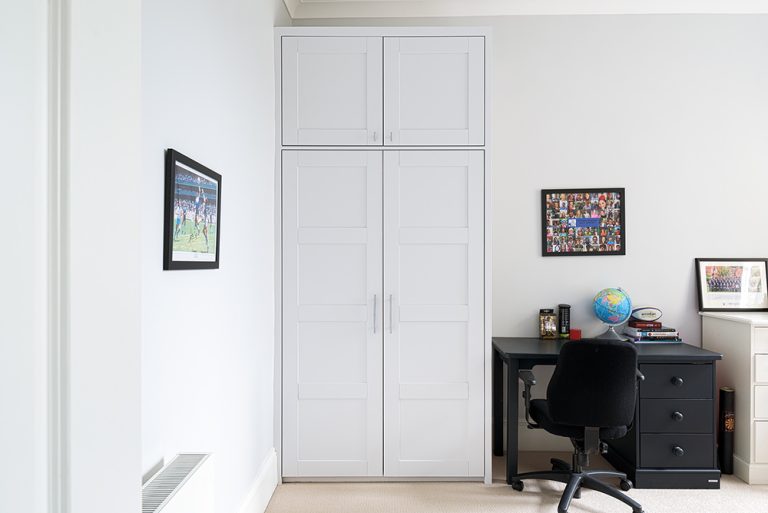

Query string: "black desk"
[[493, 337, 722, 489]]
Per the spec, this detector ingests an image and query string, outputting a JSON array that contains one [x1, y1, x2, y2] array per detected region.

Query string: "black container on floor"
[[719, 387, 735, 474]]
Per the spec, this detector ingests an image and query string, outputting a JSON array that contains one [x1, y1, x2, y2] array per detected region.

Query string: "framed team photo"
[[541, 188, 625, 257], [695, 258, 768, 311], [163, 149, 221, 270]]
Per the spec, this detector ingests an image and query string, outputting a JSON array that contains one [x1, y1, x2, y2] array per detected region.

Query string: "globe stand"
[[596, 325, 628, 341]]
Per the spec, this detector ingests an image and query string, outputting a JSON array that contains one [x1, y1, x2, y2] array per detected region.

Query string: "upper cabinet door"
[[384, 37, 484, 146], [282, 37, 383, 146]]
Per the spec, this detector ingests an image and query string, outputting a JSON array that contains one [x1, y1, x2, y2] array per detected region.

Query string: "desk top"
[[493, 337, 722, 363]]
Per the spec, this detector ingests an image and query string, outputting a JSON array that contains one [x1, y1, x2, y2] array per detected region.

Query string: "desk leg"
[[493, 349, 503, 456], [506, 359, 519, 484]]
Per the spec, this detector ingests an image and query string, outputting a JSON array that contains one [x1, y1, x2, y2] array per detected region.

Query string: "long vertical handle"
[[373, 294, 377, 334], [389, 294, 393, 334]]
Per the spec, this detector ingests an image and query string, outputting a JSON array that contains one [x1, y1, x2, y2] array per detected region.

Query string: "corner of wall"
[[238, 448, 279, 513]]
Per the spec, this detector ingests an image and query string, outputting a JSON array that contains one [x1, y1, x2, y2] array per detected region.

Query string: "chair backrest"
[[546, 338, 639, 428]]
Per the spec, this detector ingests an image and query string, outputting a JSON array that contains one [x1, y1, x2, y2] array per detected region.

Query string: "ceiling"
[[282, 0, 768, 19]]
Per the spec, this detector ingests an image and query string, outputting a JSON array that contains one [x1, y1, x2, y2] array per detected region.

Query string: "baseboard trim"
[[733, 455, 768, 484], [238, 448, 278, 513]]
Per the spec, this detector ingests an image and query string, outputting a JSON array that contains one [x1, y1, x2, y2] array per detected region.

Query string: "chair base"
[[511, 459, 643, 513]]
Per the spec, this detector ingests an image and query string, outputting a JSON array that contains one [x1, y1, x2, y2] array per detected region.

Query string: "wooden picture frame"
[[541, 188, 626, 257], [163, 149, 221, 270], [695, 258, 768, 311]]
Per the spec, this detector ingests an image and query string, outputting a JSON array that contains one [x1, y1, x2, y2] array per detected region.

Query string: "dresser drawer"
[[640, 434, 714, 468], [640, 364, 712, 399], [640, 399, 713, 433], [755, 386, 768, 418], [756, 422, 768, 463], [755, 354, 768, 383], [755, 328, 768, 354]]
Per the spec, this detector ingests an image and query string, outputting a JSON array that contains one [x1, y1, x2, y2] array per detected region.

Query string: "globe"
[[593, 287, 632, 340]]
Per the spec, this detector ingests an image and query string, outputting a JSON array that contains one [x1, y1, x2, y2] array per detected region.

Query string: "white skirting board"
[[734, 455, 768, 484], [239, 448, 279, 513]]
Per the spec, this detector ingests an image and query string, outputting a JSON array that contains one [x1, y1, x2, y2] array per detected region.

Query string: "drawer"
[[640, 399, 713, 433], [755, 328, 768, 354], [755, 386, 768, 418], [640, 434, 714, 468], [756, 422, 768, 463], [756, 354, 768, 383], [640, 364, 712, 399]]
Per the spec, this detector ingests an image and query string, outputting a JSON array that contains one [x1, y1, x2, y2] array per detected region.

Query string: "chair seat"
[[530, 399, 628, 440]]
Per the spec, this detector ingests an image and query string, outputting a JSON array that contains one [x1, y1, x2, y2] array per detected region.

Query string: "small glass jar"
[[539, 309, 557, 339]]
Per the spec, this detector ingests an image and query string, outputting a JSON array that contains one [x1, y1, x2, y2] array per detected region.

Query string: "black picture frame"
[[163, 149, 221, 270], [695, 258, 768, 312], [541, 188, 626, 257]]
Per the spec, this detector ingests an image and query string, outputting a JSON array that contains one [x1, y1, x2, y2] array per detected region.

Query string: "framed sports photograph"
[[541, 188, 625, 256], [695, 258, 768, 311], [163, 149, 221, 270]]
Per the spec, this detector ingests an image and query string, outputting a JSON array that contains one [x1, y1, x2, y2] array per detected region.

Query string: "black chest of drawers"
[[604, 358, 722, 489]]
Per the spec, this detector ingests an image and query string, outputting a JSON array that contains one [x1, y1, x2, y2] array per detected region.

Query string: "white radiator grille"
[[142, 453, 210, 513]]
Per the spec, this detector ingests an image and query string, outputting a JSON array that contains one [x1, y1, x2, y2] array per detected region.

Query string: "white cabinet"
[[383, 151, 485, 476], [278, 28, 489, 480], [282, 37, 383, 146], [282, 151, 383, 477], [702, 312, 768, 483], [384, 37, 485, 146], [282, 150, 485, 478], [281, 35, 485, 146]]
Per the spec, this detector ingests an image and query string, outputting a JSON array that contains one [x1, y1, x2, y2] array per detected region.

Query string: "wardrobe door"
[[282, 37, 383, 146], [384, 37, 484, 146], [383, 150, 484, 477], [282, 150, 383, 477]]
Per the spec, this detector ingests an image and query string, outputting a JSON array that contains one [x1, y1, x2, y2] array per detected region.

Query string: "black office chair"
[[512, 338, 645, 513]]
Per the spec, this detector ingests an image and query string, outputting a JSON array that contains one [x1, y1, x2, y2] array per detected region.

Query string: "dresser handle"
[[671, 411, 684, 422], [672, 445, 685, 457], [671, 376, 684, 386]]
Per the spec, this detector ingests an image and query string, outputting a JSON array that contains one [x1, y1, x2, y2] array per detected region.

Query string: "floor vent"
[[142, 453, 210, 513]]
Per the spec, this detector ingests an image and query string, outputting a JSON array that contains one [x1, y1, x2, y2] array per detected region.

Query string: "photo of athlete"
[[164, 149, 220, 269]]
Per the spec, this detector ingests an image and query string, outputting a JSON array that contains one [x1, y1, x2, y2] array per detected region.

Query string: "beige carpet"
[[266, 453, 768, 513]]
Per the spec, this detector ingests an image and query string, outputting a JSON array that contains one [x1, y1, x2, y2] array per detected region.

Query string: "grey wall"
[[296, 14, 768, 344]]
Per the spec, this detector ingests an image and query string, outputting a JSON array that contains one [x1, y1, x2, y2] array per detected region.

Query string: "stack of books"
[[623, 320, 681, 344]]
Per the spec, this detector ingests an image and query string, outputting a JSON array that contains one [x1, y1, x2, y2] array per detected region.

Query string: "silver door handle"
[[388, 294, 393, 334], [372, 131, 378, 142], [373, 294, 377, 334], [388, 131, 393, 142]]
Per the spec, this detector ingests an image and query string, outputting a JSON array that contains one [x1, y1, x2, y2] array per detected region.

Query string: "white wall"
[[66, 0, 143, 511], [296, 14, 768, 449], [0, 1, 49, 511], [295, 14, 768, 345], [141, 1, 290, 512]]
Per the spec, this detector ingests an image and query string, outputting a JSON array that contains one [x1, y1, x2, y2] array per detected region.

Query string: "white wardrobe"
[[277, 28, 490, 480]]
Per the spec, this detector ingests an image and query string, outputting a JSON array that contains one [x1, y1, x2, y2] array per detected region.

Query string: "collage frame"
[[541, 188, 626, 257]]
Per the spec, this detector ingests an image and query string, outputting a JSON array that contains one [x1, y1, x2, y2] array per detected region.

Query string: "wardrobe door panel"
[[384, 37, 484, 146], [282, 37, 383, 146], [282, 150, 383, 477], [383, 150, 484, 477]]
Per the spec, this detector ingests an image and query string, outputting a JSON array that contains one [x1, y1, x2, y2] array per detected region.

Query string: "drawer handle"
[[671, 376, 684, 386], [671, 411, 684, 422], [672, 445, 685, 457]]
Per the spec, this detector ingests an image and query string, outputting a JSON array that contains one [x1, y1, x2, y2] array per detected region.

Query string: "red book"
[[628, 320, 662, 329]]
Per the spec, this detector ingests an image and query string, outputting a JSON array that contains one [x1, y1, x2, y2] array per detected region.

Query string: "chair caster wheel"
[[620, 479, 633, 491], [511, 480, 524, 492]]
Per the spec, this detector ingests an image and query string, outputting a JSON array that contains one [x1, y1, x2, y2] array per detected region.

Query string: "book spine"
[[629, 337, 682, 344], [628, 321, 662, 329], [624, 327, 679, 337]]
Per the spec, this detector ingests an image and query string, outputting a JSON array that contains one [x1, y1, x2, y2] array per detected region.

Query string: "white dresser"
[[276, 27, 491, 480], [701, 312, 768, 484]]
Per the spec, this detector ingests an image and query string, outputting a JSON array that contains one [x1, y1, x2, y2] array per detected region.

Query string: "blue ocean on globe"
[[593, 288, 632, 325]]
